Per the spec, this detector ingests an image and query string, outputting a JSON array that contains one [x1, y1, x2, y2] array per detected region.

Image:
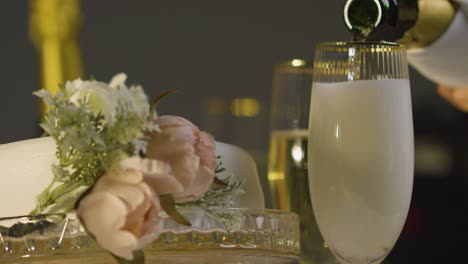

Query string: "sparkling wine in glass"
[[308, 42, 414, 264], [267, 59, 335, 263]]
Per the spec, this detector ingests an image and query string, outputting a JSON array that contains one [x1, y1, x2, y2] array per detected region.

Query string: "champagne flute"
[[267, 59, 335, 263], [308, 42, 414, 264]]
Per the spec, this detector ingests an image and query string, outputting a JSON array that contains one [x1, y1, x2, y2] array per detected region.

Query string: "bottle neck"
[[344, 0, 418, 42]]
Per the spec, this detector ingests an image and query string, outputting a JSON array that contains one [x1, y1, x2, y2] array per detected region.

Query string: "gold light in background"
[[230, 98, 261, 117], [290, 59, 306, 67], [204, 96, 228, 116], [29, 0, 83, 113]]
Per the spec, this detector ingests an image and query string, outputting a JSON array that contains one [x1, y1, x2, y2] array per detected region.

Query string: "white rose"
[[66, 79, 117, 125]]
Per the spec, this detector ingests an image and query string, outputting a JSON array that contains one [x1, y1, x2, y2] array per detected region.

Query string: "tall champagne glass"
[[308, 42, 414, 264]]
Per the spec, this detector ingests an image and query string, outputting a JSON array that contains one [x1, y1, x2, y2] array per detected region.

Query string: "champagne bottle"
[[29, 0, 84, 114], [344, 0, 458, 49]]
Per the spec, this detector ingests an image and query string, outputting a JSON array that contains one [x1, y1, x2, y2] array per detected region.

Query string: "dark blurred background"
[[1, 1, 468, 263]]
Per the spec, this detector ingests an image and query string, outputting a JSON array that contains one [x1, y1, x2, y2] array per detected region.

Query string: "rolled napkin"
[[0, 137, 55, 217], [0, 137, 264, 217], [215, 142, 265, 209]]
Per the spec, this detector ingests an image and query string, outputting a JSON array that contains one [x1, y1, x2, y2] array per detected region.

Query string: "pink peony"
[[146, 115, 216, 202], [76, 157, 182, 260]]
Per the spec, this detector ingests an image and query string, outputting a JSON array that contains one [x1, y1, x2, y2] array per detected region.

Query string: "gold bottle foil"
[[399, 0, 458, 49]]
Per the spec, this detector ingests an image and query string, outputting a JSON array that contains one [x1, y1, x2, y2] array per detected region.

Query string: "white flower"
[[66, 79, 117, 125], [128, 84, 150, 119], [109, 73, 150, 120], [109, 73, 127, 89], [63, 73, 151, 128]]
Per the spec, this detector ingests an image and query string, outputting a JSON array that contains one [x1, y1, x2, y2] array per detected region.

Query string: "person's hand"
[[437, 85, 468, 112]]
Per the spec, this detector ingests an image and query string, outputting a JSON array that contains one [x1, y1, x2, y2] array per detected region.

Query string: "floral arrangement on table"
[[31, 73, 243, 263]]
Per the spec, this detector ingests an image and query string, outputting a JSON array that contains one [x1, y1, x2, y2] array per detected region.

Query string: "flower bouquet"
[[0, 74, 300, 264]]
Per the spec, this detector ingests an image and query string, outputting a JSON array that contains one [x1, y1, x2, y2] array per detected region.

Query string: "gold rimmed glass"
[[308, 42, 414, 264], [267, 59, 335, 263]]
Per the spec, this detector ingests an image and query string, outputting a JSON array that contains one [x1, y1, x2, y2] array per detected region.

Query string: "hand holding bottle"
[[437, 86, 468, 112]]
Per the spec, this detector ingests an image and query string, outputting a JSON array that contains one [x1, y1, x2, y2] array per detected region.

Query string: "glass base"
[[2, 252, 300, 264], [0, 208, 300, 263]]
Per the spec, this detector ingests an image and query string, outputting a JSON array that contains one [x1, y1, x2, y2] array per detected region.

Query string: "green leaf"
[[159, 194, 191, 226], [212, 177, 228, 187], [150, 90, 177, 120], [58, 83, 66, 94], [215, 167, 226, 174], [112, 250, 145, 264]]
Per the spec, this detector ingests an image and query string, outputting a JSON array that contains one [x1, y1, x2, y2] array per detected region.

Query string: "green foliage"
[[178, 159, 245, 229], [31, 83, 150, 214], [160, 195, 191, 226], [181, 177, 245, 230]]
